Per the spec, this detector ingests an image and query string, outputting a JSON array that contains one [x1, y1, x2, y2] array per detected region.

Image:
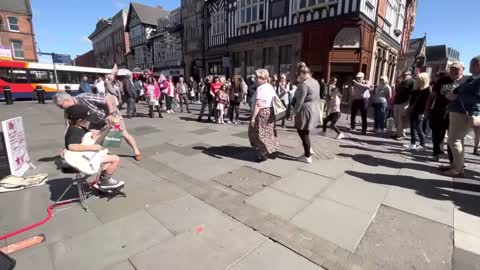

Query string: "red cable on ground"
[[0, 199, 77, 241]]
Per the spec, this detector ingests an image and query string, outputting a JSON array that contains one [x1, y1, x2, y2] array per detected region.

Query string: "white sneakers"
[[297, 155, 313, 164], [403, 143, 423, 150], [336, 133, 345, 140]]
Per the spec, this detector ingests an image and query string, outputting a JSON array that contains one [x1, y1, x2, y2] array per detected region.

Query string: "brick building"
[[89, 9, 130, 68], [74, 50, 96, 67], [0, 0, 37, 62]]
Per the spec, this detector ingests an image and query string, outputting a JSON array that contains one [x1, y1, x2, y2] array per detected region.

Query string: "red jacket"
[[144, 83, 160, 99]]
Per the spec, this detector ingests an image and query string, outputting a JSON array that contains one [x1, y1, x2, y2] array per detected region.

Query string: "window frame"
[[11, 40, 24, 59], [211, 11, 225, 36], [292, 0, 338, 13], [238, 0, 266, 26], [7, 17, 20, 32]]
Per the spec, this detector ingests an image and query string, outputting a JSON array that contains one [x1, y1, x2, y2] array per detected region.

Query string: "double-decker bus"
[[0, 60, 112, 99]]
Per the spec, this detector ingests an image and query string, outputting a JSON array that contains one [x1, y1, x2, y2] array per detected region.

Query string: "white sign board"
[[0, 45, 12, 61], [2, 117, 32, 176]]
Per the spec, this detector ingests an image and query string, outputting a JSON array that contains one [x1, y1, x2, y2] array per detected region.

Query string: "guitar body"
[[64, 149, 108, 175], [63, 131, 108, 175]]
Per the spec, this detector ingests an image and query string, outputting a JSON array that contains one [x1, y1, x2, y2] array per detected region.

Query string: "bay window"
[[292, 0, 337, 12], [239, 0, 265, 25], [211, 11, 225, 35]]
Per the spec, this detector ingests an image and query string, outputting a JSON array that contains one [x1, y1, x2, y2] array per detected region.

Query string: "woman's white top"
[[256, 83, 276, 108]]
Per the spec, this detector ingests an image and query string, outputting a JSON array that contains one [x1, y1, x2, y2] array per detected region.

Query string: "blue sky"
[[32, 0, 180, 63], [412, 0, 480, 70], [33, 0, 478, 69]]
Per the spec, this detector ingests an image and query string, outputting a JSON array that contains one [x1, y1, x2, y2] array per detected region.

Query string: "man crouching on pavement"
[[53, 91, 143, 161], [65, 104, 124, 188]]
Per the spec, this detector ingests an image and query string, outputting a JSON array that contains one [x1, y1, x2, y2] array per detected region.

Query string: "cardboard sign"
[[1, 117, 32, 176]]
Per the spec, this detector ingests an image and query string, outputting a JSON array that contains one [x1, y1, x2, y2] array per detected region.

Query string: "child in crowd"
[[322, 89, 344, 139], [144, 77, 162, 118], [64, 104, 124, 188], [216, 85, 229, 124]]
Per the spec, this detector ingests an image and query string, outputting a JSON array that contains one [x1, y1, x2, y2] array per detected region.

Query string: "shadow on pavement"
[[192, 145, 297, 162], [346, 170, 480, 217]]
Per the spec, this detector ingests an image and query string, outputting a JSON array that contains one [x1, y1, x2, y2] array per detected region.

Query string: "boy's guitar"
[[63, 132, 108, 175]]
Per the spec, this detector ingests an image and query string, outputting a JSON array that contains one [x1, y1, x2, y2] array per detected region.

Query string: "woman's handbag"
[[272, 95, 287, 121]]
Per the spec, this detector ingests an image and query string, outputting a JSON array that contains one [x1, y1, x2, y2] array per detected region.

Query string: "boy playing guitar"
[[64, 105, 124, 189]]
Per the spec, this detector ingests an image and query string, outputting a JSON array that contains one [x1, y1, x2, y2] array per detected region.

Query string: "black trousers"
[[323, 112, 341, 134], [350, 99, 367, 133], [430, 112, 453, 162], [228, 101, 240, 121], [166, 96, 173, 111], [297, 129, 311, 158], [198, 101, 213, 120]]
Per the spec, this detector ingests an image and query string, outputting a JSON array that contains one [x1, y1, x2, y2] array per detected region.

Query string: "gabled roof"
[[0, 0, 32, 15], [127, 2, 169, 28]]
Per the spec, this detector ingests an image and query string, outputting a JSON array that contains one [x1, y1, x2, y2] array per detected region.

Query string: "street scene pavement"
[[1, 101, 480, 270]]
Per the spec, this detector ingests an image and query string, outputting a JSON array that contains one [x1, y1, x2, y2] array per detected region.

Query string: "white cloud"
[[81, 36, 90, 43], [113, 0, 127, 9]]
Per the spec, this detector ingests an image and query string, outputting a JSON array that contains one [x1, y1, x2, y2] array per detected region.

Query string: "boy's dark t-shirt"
[[65, 125, 88, 149], [431, 76, 454, 114]]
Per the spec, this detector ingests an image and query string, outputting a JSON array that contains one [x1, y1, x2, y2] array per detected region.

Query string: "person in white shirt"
[[248, 69, 279, 162]]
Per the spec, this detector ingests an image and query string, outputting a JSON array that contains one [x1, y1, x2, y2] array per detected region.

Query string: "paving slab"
[[103, 260, 136, 270], [88, 180, 186, 223], [9, 244, 55, 270], [355, 205, 452, 270], [453, 248, 480, 270], [300, 158, 353, 179], [271, 170, 332, 201], [128, 125, 161, 136], [383, 186, 454, 226], [190, 127, 219, 136], [130, 214, 266, 270], [49, 210, 173, 270], [229, 240, 325, 270], [246, 187, 309, 221], [291, 198, 373, 252], [7, 204, 102, 245], [146, 194, 223, 234], [151, 151, 187, 165], [249, 156, 306, 177], [213, 166, 280, 195], [455, 230, 480, 255], [455, 208, 480, 238], [320, 174, 388, 214]]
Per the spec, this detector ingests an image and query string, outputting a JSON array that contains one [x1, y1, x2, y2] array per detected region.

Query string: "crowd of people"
[[52, 54, 480, 190]]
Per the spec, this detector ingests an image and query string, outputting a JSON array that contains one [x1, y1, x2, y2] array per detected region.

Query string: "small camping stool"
[[53, 172, 90, 212]]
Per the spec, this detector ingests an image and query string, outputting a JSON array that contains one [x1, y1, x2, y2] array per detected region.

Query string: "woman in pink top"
[[322, 88, 344, 139], [144, 76, 162, 118]]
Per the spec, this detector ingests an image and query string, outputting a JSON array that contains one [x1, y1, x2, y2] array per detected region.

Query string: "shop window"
[[279, 45, 292, 64], [333, 28, 360, 48]]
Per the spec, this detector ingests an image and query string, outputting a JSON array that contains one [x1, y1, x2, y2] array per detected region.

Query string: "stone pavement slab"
[[245, 187, 309, 221], [355, 205, 452, 270], [103, 260, 136, 270], [320, 174, 389, 214], [88, 180, 186, 224], [130, 214, 266, 270], [10, 244, 55, 270], [213, 166, 280, 195], [249, 156, 306, 177], [146, 194, 222, 235], [151, 151, 186, 166], [291, 198, 373, 252], [454, 248, 480, 270], [383, 186, 454, 226], [455, 230, 480, 256], [454, 208, 480, 238], [300, 158, 353, 179], [49, 210, 173, 270], [271, 170, 332, 201], [229, 240, 325, 270], [190, 127, 219, 136]]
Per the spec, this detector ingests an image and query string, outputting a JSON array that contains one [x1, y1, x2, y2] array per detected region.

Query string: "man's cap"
[[66, 104, 90, 120], [450, 61, 465, 69], [356, 72, 365, 78]]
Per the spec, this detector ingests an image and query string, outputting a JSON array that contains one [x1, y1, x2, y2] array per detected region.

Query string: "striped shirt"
[[74, 93, 108, 124]]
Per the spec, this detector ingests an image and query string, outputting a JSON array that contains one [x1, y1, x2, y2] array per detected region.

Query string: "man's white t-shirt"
[[256, 83, 276, 108]]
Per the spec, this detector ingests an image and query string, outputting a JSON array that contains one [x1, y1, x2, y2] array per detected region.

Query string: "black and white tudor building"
[[205, 0, 415, 86]]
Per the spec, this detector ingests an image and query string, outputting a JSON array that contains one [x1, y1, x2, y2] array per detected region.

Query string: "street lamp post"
[[37, 50, 60, 91]]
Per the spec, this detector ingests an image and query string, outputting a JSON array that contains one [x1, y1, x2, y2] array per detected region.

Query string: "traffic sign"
[[52, 54, 72, 64]]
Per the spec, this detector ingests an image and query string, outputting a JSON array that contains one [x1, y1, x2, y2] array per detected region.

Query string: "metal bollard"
[[3, 86, 13, 105], [35, 85, 46, 104], [65, 85, 72, 95]]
